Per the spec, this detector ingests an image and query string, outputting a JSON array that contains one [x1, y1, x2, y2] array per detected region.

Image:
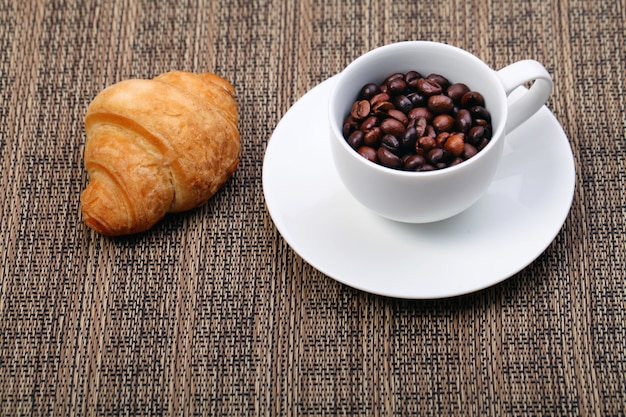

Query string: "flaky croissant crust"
[[80, 71, 240, 236]]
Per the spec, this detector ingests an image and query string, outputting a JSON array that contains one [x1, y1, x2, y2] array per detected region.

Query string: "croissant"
[[80, 71, 240, 236]]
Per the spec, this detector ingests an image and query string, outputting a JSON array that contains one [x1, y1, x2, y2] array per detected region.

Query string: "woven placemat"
[[1, 0, 625, 415]]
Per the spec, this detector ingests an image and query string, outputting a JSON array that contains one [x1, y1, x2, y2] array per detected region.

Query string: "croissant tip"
[[80, 183, 129, 236], [199, 72, 236, 96]]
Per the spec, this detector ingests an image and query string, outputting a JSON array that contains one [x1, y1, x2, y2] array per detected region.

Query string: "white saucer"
[[262, 76, 575, 299]]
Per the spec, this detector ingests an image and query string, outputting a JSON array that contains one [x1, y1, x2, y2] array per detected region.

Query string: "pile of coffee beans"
[[342, 71, 493, 171]]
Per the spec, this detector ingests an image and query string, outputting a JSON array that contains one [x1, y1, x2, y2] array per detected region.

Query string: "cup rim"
[[328, 40, 507, 178]]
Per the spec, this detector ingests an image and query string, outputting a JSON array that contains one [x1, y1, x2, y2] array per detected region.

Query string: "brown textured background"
[[1, 0, 625, 415]]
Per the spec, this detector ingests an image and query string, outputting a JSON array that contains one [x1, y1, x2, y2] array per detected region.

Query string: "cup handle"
[[496, 60, 553, 133]]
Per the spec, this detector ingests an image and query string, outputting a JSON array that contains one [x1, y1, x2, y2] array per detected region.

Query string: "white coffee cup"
[[328, 41, 553, 223]]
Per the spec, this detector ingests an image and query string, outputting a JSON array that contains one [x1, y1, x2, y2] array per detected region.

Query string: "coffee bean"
[[372, 101, 394, 115], [403, 154, 426, 171], [377, 147, 403, 168], [380, 118, 405, 136], [407, 107, 433, 123], [417, 164, 435, 172], [449, 157, 464, 166], [463, 143, 478, 159], [360, 115, 378, 131], [470, 106, 491, 122], [363, 127, 382, 147], [467, 126, 485, 145], [455, 109, 472, 133], [414, 116, 428, 137], [427, 73, 450, 90], [447, 83, 470, 102], [428, 94, 454, 114], [404, 70, 422, 86], [384, 72, 404, 85], [358, 146, 378, 163], [416, 78, 443, 96], [425, 125, 436, 138], [343, 117, 358, 138], [381, 133, 401, 153], [406, 92, 426, 107], [344, 70, 492, 171], [347, 130, 364, 149], [387, 78, 407, 95], [370, 92, 391, 106], [400, 126, 418, 151], [359, 83, 380, 100], [461, 91, 485, 107], [387, 109, 408, 126], [393, 95, 413, 114], [350, 100, 371, 120], [417, 136, 436, 151], [444, 133, 465, 157], [433, 114, 455, 133], [436, 132, 451, 148], [427, 148, 444, 164]]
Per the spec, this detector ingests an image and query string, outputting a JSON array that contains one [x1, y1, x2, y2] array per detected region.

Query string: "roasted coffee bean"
[[449, 157, 464, 167], [363, 127, 382, 146], [407, 107, 433, 123], [418, 135, 436, 151], [470, 106, 491, 122], [380, 118, 405, 136], [467, 126, 485, 145], [447, 83, 470, 102], [343, 118, 358, 138], [427, 73, 450, 90], [350, 100, 371, 120], [428, 94, 455, 114], [461, 91, 485, 107], [400, 126, 418, 151], [425, 124, 436, 138], [404, 70, 422, 86], [358, 146, 378, 163], [393, 95, 414, 114], [417, 164, 435, 172], [347, 130, 364, 149], [436, 132, 451, 148], [372, 101, 394, 115], [427, 148, 444, 164], [381, 134, 401, 152], [387, 78, 407, 95], [384, 72, 404, 85], [463, 143, 478, 159], [344, 71, 492, 171], [416, 78, 443, 96], [483, 125, 492, 139], [377, 147, 403, 168], [370, 92, 391, 106], [455, 109, 472, 133], [414, 116, 428, 137], [387, 109, 408, 126], [360, 115, 378, 131], [406, 92, 426, 107], [444, 133, 465, 156], [404, 154, 426, 171], [359, 83, 380, 100], [433, 114, 455, 133]]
